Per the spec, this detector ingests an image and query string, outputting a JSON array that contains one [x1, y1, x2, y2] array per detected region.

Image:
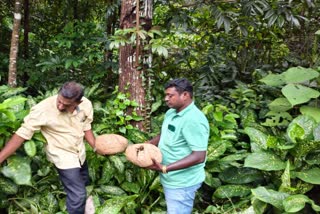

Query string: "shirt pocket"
[[163, 124, 176, 145]]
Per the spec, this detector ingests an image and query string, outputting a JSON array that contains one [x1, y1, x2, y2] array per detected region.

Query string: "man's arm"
[[0, 134, 26, 164], [148, 151, 206, 173], [166, 151, 206, 172], [145, 134, 161, 146], [84, 129, 95, 149]]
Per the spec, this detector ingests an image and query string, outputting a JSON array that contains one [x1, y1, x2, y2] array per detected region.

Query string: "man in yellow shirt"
[[0, 81, 96, 214]]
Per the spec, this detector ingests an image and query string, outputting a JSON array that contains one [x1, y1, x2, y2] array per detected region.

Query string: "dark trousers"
[[57, 161, 90, 214]]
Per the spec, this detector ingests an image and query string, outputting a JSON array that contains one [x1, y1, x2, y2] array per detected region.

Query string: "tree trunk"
[[119, 0, 153, 131], [22, 0, 29, 84], [8, 0, 22, 87]]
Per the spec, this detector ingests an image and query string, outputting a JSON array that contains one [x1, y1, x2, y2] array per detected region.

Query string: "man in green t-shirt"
[[146, 78, 210, 214]]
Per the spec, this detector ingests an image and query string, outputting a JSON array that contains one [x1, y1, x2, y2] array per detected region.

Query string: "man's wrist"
[[162, 165, 167, 174]]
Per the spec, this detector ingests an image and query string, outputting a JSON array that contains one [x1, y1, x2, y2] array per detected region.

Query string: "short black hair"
[[58, 81, 84, 102], [165, 78, 193, 98]]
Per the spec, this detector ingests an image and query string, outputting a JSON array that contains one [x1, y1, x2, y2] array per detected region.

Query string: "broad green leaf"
[[95, 195, 138, 214], [149, 175, 161, 190], [1, 156, 32, 185], [205, 171, 221, 188], [313, 123, 320, 141], [260, 73, 285, 86], [97, 159, 114, 184], [287, 123, 304, 144], [244, 152, 286, 171], [305, 153, 320, 165], [39, 192, 59, 213], [213, 111, 223, 122], [283, 194, 320, 213], [283, 67, 319, 84], [219, 167, 263, 184], [262, 111, 292, 127], [0, 96, 27, 110], [244, 127, 268, 150], [24, 140, 37, 157], [202, 104, 214, 115], [99, 185, 127, 196], [282, 84, 320, 106], [291, 140, 320, 158], [251, 186, 289, 210], [295, 168, 320, 184], [0, 177, 18, 195], [287, 115, 316, 143], [300, 106, 320, 123], [214, 184, 251, 198], [283, 194, 308, 213], [206, 141, 227, 161], [268, 14, 278, 26], [0, 109, 16, 121], [120, 181, 140, 193], [252, 198, 268, 214], [151, 100, 162, 113], [109, 155, 125, 174], [268, 98, 292, 112]]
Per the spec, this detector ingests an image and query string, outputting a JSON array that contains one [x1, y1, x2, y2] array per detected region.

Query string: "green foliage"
[[260, 67, 320, 107], [1, 156, 32, 185], [1, 0, 320, 212], [0, 86, 28, 148], [93, 86, 143, 135], [33, 21, 108, 89]]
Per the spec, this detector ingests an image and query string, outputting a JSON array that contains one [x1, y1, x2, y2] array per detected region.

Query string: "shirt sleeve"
[[15, 106, 47, 140], [83, 100, 93, 131], [182, 119, 209, 151]]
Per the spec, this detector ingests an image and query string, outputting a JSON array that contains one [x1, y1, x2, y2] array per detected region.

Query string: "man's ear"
[[182, 91, 190, 99]]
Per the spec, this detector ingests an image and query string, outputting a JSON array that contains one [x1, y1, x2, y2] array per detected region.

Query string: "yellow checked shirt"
[[15, 95, 93, 169]]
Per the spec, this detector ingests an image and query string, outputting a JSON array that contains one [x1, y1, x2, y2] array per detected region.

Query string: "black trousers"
[[57, 161, 90, 214]]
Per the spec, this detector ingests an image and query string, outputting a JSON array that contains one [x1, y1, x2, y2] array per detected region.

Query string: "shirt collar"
[[175, 101, 194, 117]]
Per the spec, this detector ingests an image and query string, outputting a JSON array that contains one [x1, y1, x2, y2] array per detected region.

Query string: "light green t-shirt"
[[159, 102, 209, 188]]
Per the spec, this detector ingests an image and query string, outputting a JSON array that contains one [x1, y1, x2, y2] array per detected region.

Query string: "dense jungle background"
[[1, 0, 320, 213]]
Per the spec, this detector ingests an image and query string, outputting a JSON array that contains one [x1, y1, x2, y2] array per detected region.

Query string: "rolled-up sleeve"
[[15, 107, 46, 140]]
